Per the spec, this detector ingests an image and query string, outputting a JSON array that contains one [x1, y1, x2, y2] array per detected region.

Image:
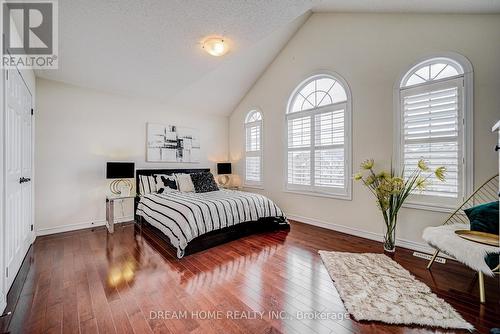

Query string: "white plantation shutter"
[[402, 81, 462, 198], [246, 156, 261, 182], [397, 56, 472, 209], [315, 148, 344, 188], [314, 110, 345, 188], [288, 116, 311, 148], [286, 74, 351, 197], [246, 125, 260, 151], [245, 111, 263, 186], [288, 151, 311, 185]]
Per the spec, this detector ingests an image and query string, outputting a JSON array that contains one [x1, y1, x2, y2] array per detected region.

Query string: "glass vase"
[[383, 217, 397, 253]]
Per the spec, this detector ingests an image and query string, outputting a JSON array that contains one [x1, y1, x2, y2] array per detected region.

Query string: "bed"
[[134, 169, 289, 258]]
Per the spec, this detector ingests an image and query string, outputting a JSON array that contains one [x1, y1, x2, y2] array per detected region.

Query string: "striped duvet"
[[136, 189, 286, 258]]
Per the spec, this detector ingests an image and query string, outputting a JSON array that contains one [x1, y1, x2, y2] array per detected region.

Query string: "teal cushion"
[[485, 254, 499, 270], [463, 201, 499, 235]]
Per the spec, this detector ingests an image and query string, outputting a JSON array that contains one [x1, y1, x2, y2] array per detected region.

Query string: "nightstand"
[[106, 195, 135, 233]]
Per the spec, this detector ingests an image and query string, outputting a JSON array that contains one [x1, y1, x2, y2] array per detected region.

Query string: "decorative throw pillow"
[[154, 174, 178, 194], [175, 173, 195, 192], [190, 172, 219, 193], [464, 201, 499, 235], [139, 175, 157, 195]]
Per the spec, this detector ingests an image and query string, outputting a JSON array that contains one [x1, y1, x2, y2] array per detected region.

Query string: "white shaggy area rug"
[[318, 251, 473, 331]]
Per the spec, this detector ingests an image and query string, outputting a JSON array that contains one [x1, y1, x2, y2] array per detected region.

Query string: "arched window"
[[244, 110, 263, 186], [286, 73, 352, 198], [395, 55, 473, 211]]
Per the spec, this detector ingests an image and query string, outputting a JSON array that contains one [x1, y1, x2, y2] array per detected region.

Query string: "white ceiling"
[[36, 0, 500, 116]]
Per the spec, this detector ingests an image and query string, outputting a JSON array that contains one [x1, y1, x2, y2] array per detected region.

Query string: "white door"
[[4, 69, 33, 290]]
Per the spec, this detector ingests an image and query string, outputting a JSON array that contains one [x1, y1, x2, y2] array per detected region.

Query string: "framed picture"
[[146, 123, 200, 163]]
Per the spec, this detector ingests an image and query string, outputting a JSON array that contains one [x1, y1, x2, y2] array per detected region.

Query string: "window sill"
[[284, 189, 352, 201], [402, 202, 456, 214]]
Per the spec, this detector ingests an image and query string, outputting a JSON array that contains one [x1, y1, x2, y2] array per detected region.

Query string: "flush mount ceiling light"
[[202, 37, 229, 57]]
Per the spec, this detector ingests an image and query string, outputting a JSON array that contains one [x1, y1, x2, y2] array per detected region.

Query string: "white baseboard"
[[35, 213, 436, 255], [287, 214, 436, 255], [36, 215, 134, 236]]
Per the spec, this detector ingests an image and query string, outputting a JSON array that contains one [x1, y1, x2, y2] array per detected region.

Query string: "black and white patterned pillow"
[[154, 174, 178, 194], [139, 175, 157, 195], [190, 172, 219, 193]]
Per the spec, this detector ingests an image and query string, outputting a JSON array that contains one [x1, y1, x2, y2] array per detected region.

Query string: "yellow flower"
[[417, 159, 429, 171], [365, 175, 375, 185], [376, 183, 391, 197], [435, 166, 446, 182], [353, 172, 363, 181], [392, 177, 404, 186], [360, 159, 374, 170], [391, 177, 404, 193], [377, 171, 391, 181], [416, 177, 427, 191]]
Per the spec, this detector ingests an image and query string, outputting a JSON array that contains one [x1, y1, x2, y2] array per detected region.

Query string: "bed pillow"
[[464, 201, 499, 235], [191, 172, 219, 193], [138, 175, 157, 195], [175, 173, 195, 192], [154, 174, 178, 194]]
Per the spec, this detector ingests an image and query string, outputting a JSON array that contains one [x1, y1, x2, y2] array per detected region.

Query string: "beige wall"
[[229, 13, 500, 249], [35, 78, 228, 234]]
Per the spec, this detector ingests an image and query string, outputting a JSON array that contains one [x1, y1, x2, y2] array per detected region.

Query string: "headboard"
[[134, 168, 210, 216]]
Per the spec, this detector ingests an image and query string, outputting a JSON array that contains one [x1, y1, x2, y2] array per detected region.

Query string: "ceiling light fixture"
[[202, 37, 229, 57]]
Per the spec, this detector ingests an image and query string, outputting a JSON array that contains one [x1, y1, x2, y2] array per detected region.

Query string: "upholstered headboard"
[[134, 168, 210, 216]]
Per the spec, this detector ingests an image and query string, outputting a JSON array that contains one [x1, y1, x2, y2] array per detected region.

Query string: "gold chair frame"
[[426, 174, 499, 303]]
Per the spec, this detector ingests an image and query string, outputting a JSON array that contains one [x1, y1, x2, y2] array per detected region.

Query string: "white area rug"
[[318, 251, 473, 330]]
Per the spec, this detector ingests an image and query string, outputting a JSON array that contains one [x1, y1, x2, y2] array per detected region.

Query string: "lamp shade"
[[106, 162, 135, 179], [217, 163, 232, 175]]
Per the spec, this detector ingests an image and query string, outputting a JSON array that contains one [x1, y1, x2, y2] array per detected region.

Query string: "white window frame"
[[285, 72, 352, 200], [244, 109, 264, 188], [393, 53, 473, 212]]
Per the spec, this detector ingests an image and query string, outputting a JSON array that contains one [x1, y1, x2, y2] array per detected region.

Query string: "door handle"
[[495, 145, 500, 152], [19, 177, 31, 183]]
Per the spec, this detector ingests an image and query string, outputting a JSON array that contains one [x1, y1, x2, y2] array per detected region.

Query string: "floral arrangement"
[[354, 159, 446, 252]]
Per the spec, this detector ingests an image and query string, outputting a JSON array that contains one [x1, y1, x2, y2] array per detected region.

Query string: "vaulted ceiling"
[[36, 0, 500, 116]]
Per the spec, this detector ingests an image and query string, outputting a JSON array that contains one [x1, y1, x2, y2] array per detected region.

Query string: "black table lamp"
[[217, 162, 232, 186], [106, 162, 135, 196]]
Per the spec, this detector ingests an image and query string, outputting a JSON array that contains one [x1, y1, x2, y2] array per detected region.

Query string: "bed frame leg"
[[427, 249, 440, 270]]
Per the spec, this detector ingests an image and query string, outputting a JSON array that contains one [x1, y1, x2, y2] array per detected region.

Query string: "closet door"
[[4, 69, 33, 291]]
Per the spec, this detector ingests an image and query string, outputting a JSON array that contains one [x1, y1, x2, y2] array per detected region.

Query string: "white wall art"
[[147, 123, 200, 162]]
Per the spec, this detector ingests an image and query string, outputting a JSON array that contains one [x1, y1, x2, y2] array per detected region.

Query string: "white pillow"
[[175, 173, 195, 192], [139, 175, 157, 195]]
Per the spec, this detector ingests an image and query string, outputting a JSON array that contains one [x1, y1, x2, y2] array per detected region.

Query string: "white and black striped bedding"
[[136, 189, 286, 258]]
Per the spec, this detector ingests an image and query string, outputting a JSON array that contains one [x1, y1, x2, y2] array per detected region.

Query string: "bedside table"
[[106, 195, 135, 233]]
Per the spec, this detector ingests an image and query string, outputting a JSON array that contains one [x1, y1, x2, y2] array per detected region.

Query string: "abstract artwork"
[[146, 123, 200, 163]]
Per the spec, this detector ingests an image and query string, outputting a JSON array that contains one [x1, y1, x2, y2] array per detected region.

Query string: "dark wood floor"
[[1, 220, 499, 334]]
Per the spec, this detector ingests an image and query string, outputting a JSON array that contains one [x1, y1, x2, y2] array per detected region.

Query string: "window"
[[286, 73, 352, 198], [244, 110, 263, 186], [395, 55, 473, 211]]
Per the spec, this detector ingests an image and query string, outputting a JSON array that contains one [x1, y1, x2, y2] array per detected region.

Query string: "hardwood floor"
[[1, 220, 499, 334]]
